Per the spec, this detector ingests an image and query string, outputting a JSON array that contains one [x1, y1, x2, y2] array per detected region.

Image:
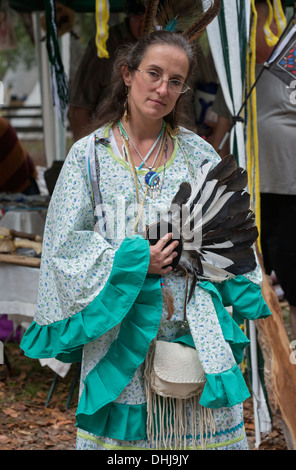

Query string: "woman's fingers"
[[147, 233, 180, 274], [157, 232, 173, 249]]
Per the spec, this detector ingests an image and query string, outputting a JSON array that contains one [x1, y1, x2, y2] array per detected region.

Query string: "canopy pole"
[[32, 11, 67, 167], [249, 320, 262, 449]]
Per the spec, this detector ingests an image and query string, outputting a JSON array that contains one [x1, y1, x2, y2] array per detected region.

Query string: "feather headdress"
[[140, 0, 221, 41], [146, 154, 258, 293], [182, 0, 221, 42]]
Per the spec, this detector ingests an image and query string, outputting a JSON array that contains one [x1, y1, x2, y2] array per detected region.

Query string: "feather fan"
[[146, 154, 258, 284]]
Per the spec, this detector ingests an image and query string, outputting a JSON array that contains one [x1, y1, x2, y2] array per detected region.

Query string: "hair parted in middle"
[[91, 30, 198, 131], [90, 1, 221, 132]]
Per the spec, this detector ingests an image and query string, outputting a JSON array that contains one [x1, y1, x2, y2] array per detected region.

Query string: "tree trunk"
[[255, 271, 296, 449]]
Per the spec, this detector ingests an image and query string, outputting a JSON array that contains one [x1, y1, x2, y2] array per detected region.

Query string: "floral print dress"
[[21, 123, 269, 451]]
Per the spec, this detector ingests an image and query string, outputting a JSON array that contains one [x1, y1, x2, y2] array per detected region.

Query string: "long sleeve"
[[21, 139, 162, 363]]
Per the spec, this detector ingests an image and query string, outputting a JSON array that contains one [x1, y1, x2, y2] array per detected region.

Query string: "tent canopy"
[[7, 0, 296, 13], [8, 0, 125, 13]]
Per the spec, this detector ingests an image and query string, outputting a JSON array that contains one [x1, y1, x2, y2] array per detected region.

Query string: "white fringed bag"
[[144, 337, 216, 450]]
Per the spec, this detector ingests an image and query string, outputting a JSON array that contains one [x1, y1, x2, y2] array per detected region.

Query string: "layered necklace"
[[118, 120, 168, 201], [118, 120, 165, 171], [117, 120, 169, 233]]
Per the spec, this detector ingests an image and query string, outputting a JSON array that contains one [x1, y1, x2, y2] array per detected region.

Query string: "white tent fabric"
[[206, 0, 251, 168], [206, 0, 272, 447]]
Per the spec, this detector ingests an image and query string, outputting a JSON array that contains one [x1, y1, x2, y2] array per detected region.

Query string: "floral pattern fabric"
[[30, 123, 264, 450], [60, 124, 261, 450]]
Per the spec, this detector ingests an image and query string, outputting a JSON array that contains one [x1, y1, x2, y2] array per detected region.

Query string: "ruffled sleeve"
[[199, 267, 271, 365], [199, 364, 250, 408], [20, 235, 160, 363], [211, 268, 271, 325], [20, 136, 163, 364]]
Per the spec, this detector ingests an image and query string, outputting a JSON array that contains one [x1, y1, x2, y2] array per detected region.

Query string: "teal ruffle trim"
[[76, 273, 163, 439], [78, 364, 250, 440], [77, 403, 147, 441], [200, 276, 271, 364], [20, 236, 158, 363], [199, 363, 250, 409], [212, 275, 271, 325]]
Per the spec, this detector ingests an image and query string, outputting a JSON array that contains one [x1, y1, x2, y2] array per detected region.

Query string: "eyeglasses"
[[135, 69, 190, 94]]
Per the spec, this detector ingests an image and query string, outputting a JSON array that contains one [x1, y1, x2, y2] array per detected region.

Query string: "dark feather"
[[217, 210, 255, 230], [217, 248, 258, 275], [219, 167, 248, 192], [182, 0, 221, 42], [203, 226, 258, 252], [156, 0, 195, 32], [187, 273, 198, 303], [228, 191, 250, 216], [203, 227, 234, 244], [171, 181, 192, 207], [201, 191, 250, 233], [140, 0, 160, 36], [207, 154, 238, 182]]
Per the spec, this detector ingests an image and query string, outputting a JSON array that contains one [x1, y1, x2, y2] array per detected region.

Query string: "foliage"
[[0, 13, 36, 80], [0, 10, 95, 81]]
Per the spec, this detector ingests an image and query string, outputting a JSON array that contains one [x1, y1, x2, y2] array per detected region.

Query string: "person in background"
[[0, 116, 40, 195], [68, 0, 145, 141], [211, 0, 296, 338]]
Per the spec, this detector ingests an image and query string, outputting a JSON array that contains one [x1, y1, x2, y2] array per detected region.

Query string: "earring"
[[123, 87, 129, 122]]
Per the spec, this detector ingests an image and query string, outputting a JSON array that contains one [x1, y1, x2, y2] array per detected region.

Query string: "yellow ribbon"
[[263, 0, 286, 46], [95, 0, 110, 58], [246, 0, 261, 252]]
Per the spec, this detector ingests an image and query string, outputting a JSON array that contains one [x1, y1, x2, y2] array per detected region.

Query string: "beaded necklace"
[[119, 125, 168, 233], [118, 120, 165, 170]]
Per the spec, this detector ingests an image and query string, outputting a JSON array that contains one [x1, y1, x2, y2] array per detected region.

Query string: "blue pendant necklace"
[[118, 120, 165, 170], [118, 120, 168, 200]]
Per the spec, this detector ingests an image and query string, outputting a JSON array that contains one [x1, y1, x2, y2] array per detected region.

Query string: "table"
[[0, 208, 71, 377]]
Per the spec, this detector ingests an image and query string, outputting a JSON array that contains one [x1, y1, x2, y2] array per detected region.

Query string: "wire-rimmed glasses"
[[135, 69, 190, 94]]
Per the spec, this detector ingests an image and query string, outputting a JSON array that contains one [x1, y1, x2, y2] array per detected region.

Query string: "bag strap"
[[85, 133, 107, 237], [175, 265, 190, 324], [183, 266, 189, 323]]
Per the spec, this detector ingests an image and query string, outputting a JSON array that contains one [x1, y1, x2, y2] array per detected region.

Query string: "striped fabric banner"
[[206, 0, 250, 168], [206, 1, 273, 446], [264, 0, 286, 46], [95, 0, 110, 58]]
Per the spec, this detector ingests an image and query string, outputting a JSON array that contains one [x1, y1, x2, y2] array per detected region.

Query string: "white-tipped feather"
[[190, 190, 235, 234], [154, 154, 258, 287], [201, 240, 234, 250], [201, 250, 234, 268], [186, 161, 213, 204], [199, 263, 235, 282]]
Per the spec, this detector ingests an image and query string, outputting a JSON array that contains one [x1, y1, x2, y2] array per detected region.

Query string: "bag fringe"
[[144, 341, 216, 450]]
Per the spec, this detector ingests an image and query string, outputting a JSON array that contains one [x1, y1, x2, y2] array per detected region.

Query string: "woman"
[[21, 31, 270, 450]]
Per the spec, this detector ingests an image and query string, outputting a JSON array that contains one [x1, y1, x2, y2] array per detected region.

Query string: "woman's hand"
[[147, 232, 179, 275]]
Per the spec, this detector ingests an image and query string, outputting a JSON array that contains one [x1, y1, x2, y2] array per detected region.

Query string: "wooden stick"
[[255, 245, 296, 449], [0, 226, 42, 242], [0, 238, 42, 255], [0, 253, 41, 268]]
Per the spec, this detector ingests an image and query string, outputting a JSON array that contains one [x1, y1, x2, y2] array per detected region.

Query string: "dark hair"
[[90, 30, 197, 132]]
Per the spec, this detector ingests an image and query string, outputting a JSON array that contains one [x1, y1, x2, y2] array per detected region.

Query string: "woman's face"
[[122, 44, 190, 123]]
